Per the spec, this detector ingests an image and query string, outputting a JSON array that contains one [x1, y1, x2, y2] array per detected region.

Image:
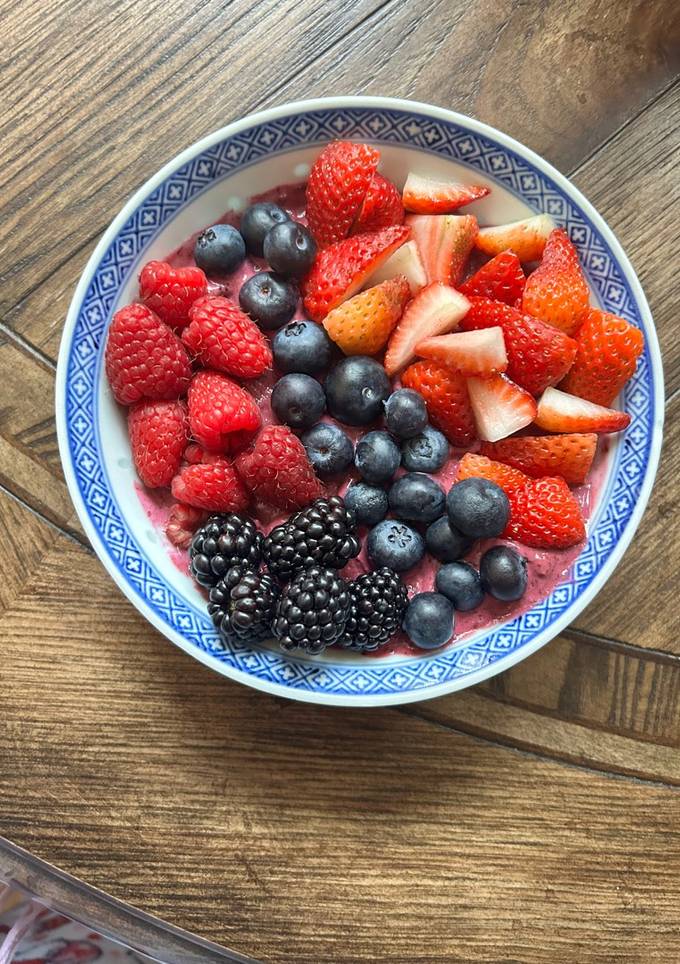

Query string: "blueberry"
[[388, 472, 446, 524], [271, 373, 326, 430], [367, 520, 425, 572], [383, 389, 428, 439], [401, 426, 450, 473], [324, 356, 391, 426], [240, 202, 290, 258], [402, 593, 455, 650], [344, 482, 388, 526], [425, 516, 474, 563], [435, 562, 484, 611], [263, 221, 317, 278], [479, 545, 528, 602], [354, 430, 401, 484], [239, 271, 298, 330], [301, 423, 354, 478], [272, 320, 333, 375], [447, 477, 510, 539], [193, 223, 246, 276]]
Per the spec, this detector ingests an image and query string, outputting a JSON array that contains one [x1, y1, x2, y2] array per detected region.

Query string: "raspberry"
[[165, 503, 209, 549], [128, 399, 188, 488], [187, 371, 261, 453], [139, 260, 207, 330], [182, 296, 272, 379], [171, 455, 250, 512], [234, 425, 325, 512]]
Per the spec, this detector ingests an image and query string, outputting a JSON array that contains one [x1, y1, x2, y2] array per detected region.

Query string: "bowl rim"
[[55, 95, 664, 706]]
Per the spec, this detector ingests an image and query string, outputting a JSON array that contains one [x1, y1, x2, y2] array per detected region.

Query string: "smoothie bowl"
[[56, 96, 663, 706]]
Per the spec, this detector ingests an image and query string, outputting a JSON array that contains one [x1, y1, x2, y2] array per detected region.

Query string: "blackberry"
[[208, 566, 279, 645], [273, 566, 351, 654], [263, 496, 360, 581], [337, 567, 409, 653], [190, 514, 263, 588]]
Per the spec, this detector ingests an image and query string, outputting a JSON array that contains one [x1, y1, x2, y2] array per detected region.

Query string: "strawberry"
[[165, 502, 209, 550], [365, 239, 427, 295], [407, 213, 478, 284], [475, 214, 554, 262], [402, 172, 490, 213], [105, 303, 192, 405], [505, 476, 586, 549], [352, 173, 404, 233], [182, 295, 272, 378], [461, 298, 577, 396], [187, 370, 261, 453], [560, 307, 645, 406], [235, 425, 325, 511], [456, 452, 529, 492], [128, 399, 187, 488], [481, 433, 597, 486], [521, 228, 589, 335], [322, 276, 410, 355], [139, 260, 207, 331], [467, 374, 537, 442], [415, 327, 507, 377], [305, 140, 379, 247], [171, 455, 250, 512], [401, 360, 476, 447], [301, 225, 410, 321], [384, 283, 470, 376], [459, 251, 525, 306], [535, 387, 631, 434]]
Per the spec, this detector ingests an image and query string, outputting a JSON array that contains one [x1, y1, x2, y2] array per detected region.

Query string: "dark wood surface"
[[2, 1, 680, 961]]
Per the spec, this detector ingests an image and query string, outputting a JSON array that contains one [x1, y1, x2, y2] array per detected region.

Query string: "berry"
[[272, 320, 333, 375], [416, 327, 508, 377], [400, 425, 450, 473], [389, 472, 446, 523], [182, 295, 272, 379], [385, 282, 470, 376], [240, 202, 290, 257], [187, 371, 261, 453], [505, 476, 586, 549], [467, 374, 537, 442], [367, 239, 427, 295], [535, 387, 630, 434], [447, 476, 510, 539], [354, 430, 401, 484], [235, 425, 324, 511], [560, 307, 644, 406], [406, 213, 478, 284], [403, 593, 454, 649], [480, 434, 598, 486], [475, 214, 553, 262], [383, 388, 428, 439], [263, 221, 317, 278], [208, 568, 279, 645], [324, 356, 391, 426], [402, 173, 490, 213], [128, 399, 187, 488], [171, 455, 250, 512], [521, 228, 589, 335], [322, 276, 410, 356], [337, 568, 409, 653], [479, 546, 528, 602], [343, 481, 388, 526], [189, 513, 263, 588], [139, 260, 207, 331], [271, 373, 326, 430], [301, 423, 354, 478], [239, 271, 298, 330], [459, 251, 525, 306], [456, 453, 529, 494], [425, 516, 473, 563], [367, 520, 425, 572], [273, 566, 351, 654], [193, 224, 246, 276], [352, 173, 404, 234], [263, 496, 360, 581], [306, 140, 379, 247], [165, 503, 208, 550], [436, 562, 484, 611], [105, 303, 192, 405], [401, 360, 476, 447]]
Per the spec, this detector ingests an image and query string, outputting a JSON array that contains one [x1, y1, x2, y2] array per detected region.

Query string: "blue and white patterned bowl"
[[56, 96, 663, 706]]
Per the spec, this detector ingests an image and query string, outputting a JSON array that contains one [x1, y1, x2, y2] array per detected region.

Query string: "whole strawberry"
[[235, 425, 325, 511], [187, 370, 261, 453], [521, 228, 589, 335], [139, 260, 207, 331], [128, 399, 188, 488], [459, 251, 525, 306], [322, 276, 410, 355], [401, 359, 476, 447], [504, 476, 586, 549], [105, 303, 192, 405], [306, 140, 379, 247], [171, 455, 250, 512], [182, 296, 272, 379], [560, 307, 644, 406], [352, 173, 404, 234]]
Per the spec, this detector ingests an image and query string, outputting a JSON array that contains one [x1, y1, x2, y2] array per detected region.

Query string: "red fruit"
[[139, 260, 207, 331], [171, 455, 250, 512], [467, 374, 537, 442], [505, 476, 586, 549], [461, 298, 577, 396], [481, 434, 597, 486], [459, 251, 525, 306], [165, 503, 209, 549], [415, 327, 507, 377], [105, 303, 192, 405], [407, 213, 478, 284], [475, 214, 554, 262], [235, 425, 325, 511], [366, 239, 427, 295], [187, 370, 261, 453], [128, 399, 187, 488], [306, 140, 379, 247], [301, 225, 410, 321], [535, 387, 630, 434], [522, 228, 590, 335], [402, 172, 490, 213], [384, 282, 470, 376], [352, 173, 404, 233], [457, 452, 529, 492], [401, 360, 476, 447], [560, 307, 645, 406], [322, 276, 411, 355], [182, 295, 272, 379]]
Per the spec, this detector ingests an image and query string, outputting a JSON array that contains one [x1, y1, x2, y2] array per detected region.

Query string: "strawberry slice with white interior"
[[365, 239, 427, 295], [384, 282, 470, 376], [415, 327, 507, 377], [476, 214, 554, 262], [535, 387, 631, 434], [402, 172, 490, 214], [467, 374, 537, 442], [407, 214, 478, 284]]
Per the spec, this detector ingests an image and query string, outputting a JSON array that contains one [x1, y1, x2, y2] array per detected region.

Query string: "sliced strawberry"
[[415, 327, 507, 377], [521, 228, 589, 335], [467, 374, 537, 442], [407, 213, 478, 284], [301, 225, 410, 322], [305, 140, 379, 247], [560, 307, 645, 405], [476, 214, 554, 262], [456, 452, 529, 492], [505, 476, 586, 549], [322, 276, 410, 355], [365, 239, 427, 295], [401, 360, 476, 447], [384, 282, 470, 376], [459, 251, 525, 306], [352, 173, 404, 233], [402, 172, 490, 213], [481, 434, 597, 485], [535, 387, 631, 434]]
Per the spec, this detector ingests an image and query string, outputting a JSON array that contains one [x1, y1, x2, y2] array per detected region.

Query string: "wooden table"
[[2, 1, 679, 960]]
